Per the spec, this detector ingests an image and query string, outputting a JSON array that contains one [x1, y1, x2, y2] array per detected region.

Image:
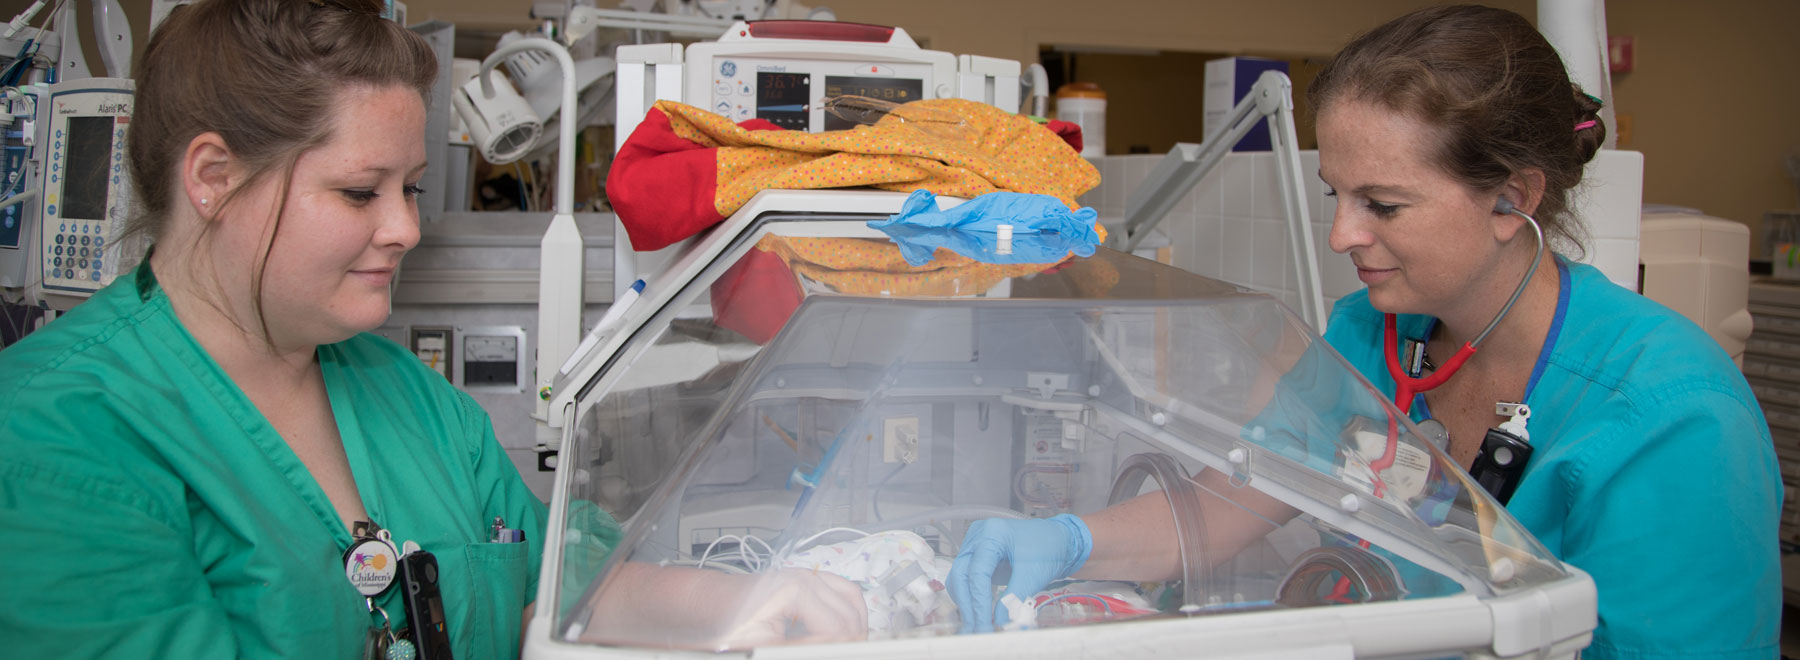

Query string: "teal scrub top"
[[0, 264, 609, 658], [1323, 258, 1781, 659]]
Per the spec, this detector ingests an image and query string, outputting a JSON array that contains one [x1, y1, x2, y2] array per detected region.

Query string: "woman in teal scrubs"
[[946, 6, 1780, 658], [0, 0, 864, 656]]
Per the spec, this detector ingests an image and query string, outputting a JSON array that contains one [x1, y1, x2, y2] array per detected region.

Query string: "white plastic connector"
[[3, 0, 46, 39], [1338, 493, 1360, 513], [1000, 593, 1037, 630], [1150, 411, 1167, 426]]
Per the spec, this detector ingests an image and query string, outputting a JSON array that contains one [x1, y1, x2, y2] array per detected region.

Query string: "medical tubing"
[[1106, 452, 1210, 613]]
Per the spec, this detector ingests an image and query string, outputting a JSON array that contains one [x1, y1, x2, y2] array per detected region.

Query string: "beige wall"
[[41, 0, 1793, 257], [1607, 0, 1800, 257]]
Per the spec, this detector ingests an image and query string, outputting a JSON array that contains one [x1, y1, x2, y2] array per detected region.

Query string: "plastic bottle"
[[1055, 82, 1106, 158]]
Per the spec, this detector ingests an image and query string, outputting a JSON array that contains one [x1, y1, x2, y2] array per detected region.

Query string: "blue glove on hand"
[[946, 513, 1093, 633]]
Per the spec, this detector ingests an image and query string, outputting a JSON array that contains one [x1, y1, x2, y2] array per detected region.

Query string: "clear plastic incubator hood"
[[525, 191, 1595, 659]]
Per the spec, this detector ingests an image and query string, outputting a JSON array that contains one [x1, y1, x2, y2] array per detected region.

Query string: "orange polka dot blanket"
[[606, 98, 1101, 252]]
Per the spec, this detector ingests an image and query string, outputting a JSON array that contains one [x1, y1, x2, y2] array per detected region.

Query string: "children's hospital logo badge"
[[344, 538, 399, 596]]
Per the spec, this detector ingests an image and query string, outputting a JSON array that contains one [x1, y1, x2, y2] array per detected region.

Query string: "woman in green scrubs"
[[0, 0, 865, 656]]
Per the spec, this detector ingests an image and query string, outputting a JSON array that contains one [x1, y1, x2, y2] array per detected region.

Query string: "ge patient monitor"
[[39, 77, 133, 297]]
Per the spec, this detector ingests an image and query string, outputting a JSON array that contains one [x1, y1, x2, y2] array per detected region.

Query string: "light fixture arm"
[[482, 38, 585, 429]]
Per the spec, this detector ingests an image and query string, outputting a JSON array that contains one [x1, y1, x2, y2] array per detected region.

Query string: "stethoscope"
[[1368, 196, 1544, 504], [1381, 196, 1544, 414]]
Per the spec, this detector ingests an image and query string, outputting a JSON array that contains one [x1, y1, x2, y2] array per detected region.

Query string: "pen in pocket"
[[489, 516, 524, 543]]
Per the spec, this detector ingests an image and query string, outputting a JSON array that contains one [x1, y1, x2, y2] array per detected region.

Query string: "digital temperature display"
[[755, 72, 811, 130]]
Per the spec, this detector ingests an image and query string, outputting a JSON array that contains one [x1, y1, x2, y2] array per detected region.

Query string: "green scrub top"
[[1324, 259, 1781, 659], [0, 263, 607, 658]]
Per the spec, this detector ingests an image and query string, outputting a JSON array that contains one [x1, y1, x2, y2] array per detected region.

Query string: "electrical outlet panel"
[[882, 416, 919, 464], [409, 326, 453, 382]]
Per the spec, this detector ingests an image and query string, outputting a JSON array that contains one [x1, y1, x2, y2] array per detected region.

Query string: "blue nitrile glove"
[[868, 190, 1101, 266], [946, 513, 1093, 633]]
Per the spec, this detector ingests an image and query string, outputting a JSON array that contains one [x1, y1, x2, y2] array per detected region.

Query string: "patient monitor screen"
[[823, 76, 923, 130], [61, 116, 114, 221]]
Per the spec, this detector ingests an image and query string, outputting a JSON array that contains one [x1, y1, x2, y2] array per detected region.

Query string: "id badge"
[[345, 528, 400, 597]]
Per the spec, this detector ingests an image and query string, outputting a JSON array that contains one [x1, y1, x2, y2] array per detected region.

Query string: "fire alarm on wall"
[[1608, 36, 1634, 74]]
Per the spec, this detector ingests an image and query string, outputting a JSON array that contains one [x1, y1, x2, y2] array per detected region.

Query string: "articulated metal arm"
[[1118, 70, 1326, 328]]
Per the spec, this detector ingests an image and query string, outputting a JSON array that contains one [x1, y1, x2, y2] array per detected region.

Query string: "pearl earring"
[[200, 198, 209, 206]]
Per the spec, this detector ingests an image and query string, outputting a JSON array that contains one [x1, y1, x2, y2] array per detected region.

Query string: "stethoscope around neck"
[[1365, 197, 1545, 505], [1381, 196, 1545, 415]]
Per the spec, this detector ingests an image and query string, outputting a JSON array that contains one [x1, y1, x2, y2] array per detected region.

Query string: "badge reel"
[[345, 525, 419, 660], [1468, 403, 1533, 505]]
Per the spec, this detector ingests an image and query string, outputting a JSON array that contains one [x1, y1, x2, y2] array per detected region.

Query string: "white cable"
[[793, 526, 871, 552], [695, 534, 734, 570]]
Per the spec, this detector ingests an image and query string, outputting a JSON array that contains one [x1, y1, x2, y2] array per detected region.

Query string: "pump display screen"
[[756, 72, 811, 130], [823, 76, 922, 130], [60, 116, 114, 221]]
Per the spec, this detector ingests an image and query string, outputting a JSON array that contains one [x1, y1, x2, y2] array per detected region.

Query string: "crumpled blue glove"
[[867, 189, 1101, 266], [946, 513, 1093, 633]]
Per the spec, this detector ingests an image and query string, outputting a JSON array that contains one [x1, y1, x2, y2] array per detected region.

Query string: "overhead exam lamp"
[[453, 70, 542, 165]]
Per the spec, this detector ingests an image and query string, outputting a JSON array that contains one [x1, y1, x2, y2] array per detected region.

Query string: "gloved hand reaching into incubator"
[[945, 513, 1093, 632]]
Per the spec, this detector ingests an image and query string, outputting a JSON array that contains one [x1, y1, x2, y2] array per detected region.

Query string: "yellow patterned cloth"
[[753, 235, 1063, 297], [652, 98, 1101, 219]]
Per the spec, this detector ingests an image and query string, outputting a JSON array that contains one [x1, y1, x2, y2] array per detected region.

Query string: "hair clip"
[[1574, 120, 1598, 132], [1581, 92, 1604, 108]]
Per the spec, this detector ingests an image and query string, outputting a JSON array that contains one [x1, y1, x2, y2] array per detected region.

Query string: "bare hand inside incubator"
[[578, 563, 868, 650]]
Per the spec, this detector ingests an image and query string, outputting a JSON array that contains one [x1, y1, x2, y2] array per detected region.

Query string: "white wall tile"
[[1171, 210, 1196, 272], [1223, 155, 1253, 218], [1222, 219, 1254, 285], [1099, 157, 1125, 214], [1193, 215, 1224, 278], [1249, 153, 1285, 221], [1252, 220, 1287, 291], [1123, 155, 1154, 202]]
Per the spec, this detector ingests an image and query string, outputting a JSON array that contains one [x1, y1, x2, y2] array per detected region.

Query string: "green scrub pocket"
[[451, 541, 532, 659]]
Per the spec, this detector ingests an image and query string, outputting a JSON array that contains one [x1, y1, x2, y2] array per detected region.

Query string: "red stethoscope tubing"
[[1367, 314, 1476, 479], [1382, 314, 1478, 415]]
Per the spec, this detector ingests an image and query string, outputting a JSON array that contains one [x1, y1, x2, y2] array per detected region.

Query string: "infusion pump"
[[37, 77, 134, 298]]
